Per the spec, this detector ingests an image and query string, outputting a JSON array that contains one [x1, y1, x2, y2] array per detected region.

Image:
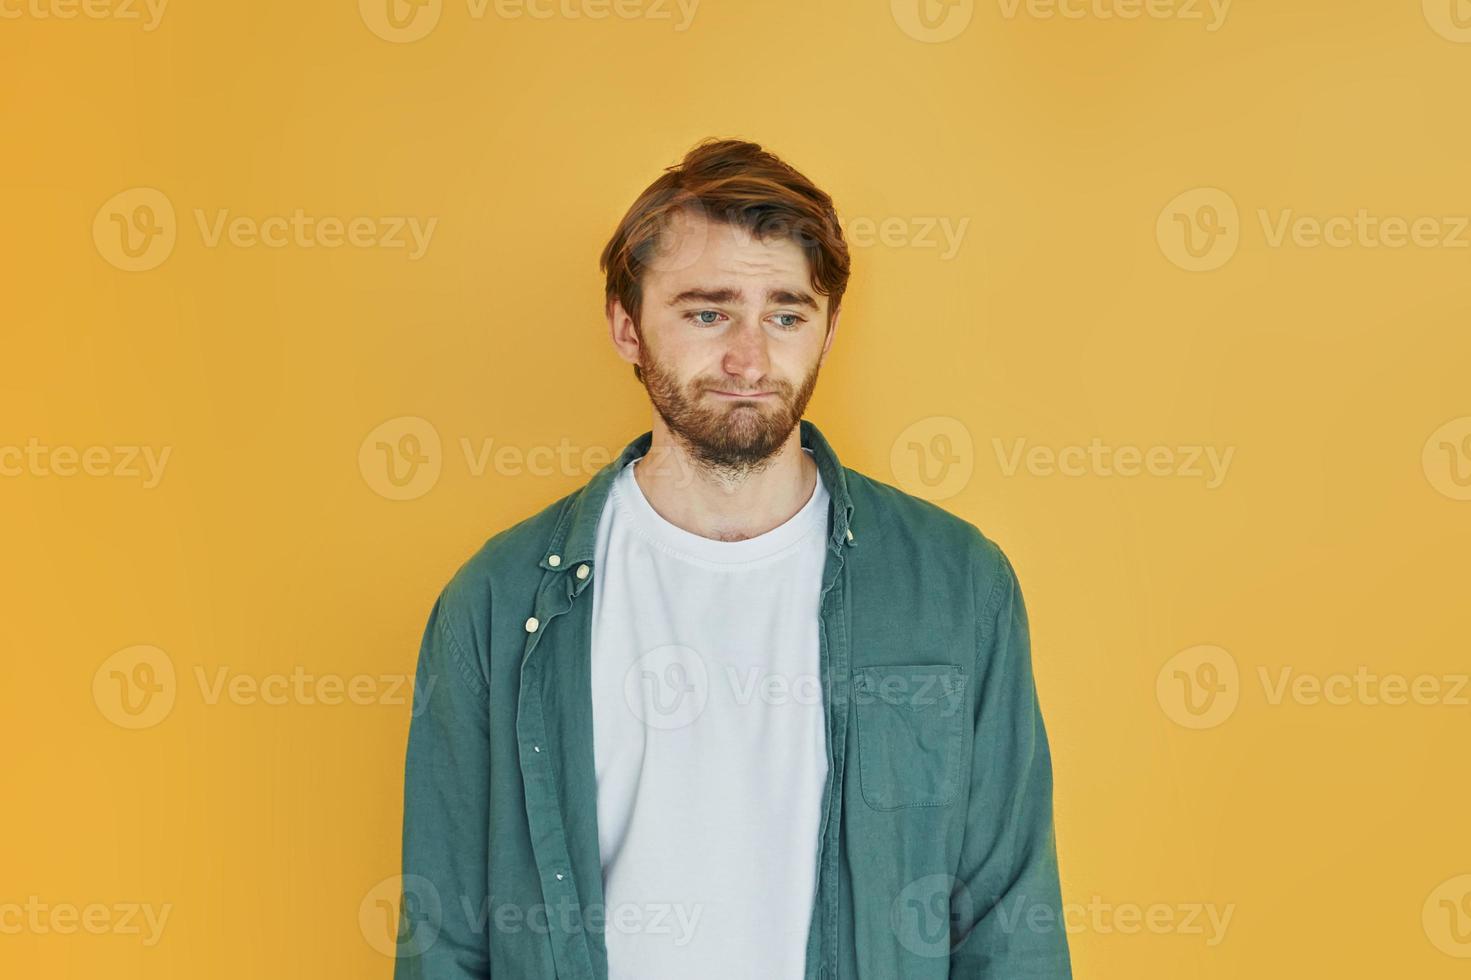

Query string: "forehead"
[[641, 209, 816, 297]]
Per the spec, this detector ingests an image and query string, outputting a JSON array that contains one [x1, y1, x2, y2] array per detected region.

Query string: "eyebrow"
[[665, 287, 819, 311]]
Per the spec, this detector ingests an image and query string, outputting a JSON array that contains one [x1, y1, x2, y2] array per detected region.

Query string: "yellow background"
[[3, 0, 1470, 976]]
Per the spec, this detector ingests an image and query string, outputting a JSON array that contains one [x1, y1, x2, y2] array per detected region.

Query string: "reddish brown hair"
[[599, 138, 851, 383]]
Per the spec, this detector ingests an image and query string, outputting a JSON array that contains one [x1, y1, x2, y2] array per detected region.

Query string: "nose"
[[720, 315, 771, 388]]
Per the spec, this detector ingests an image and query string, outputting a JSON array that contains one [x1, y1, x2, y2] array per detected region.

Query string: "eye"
[[771, 313, 804, 329], [686, 310, 724, 326]]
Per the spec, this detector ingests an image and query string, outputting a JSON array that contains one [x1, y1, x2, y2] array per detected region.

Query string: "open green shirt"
[[394, 417, 1072, 979]]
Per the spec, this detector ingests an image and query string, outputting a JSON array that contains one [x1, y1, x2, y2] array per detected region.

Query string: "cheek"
[[643, 322, 707, 376], [775, 332, 825, 370]]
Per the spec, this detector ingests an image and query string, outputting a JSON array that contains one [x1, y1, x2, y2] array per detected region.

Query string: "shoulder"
[[429, 487, 578, 662], [842, 464, 1019, 611]]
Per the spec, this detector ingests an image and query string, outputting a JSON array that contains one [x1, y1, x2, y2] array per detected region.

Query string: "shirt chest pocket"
[[851, 663, 968, 811]]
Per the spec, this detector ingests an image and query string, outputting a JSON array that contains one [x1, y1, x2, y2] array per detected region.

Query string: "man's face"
[[613, 208, 839, 475]]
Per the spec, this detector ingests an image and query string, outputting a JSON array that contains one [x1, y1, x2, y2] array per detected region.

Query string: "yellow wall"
[[3, 0, 1469, 976]]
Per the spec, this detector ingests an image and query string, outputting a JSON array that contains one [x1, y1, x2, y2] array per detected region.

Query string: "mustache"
[[700, 383, 784, 395]]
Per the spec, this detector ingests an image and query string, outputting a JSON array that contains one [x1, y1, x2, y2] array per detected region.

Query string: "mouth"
[[711, 390, 775, 399]]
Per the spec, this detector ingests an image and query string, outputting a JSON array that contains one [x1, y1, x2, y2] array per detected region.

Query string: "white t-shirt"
[[590, 448, 831, 979]]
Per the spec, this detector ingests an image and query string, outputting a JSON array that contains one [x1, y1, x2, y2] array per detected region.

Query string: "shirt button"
[[547, 554, 561, 567], [532, 744, 540, 753], [525, 616, 539, 632], [845, 527, 854, 542], [575, 564, 589, 580], [555, 872, 565, 881]]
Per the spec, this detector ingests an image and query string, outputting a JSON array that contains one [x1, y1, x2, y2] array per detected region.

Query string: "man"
[[394, 138, 1072, 979]]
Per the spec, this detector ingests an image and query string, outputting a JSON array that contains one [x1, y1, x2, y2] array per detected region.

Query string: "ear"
[[607, 298, 642, 367], [819, 305, 841, 364]]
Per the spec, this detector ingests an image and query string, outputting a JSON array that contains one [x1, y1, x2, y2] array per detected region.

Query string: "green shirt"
[[394, 417, 1072, 979]]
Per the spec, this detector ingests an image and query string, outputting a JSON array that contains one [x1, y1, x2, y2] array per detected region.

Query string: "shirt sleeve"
[[394, 590, 493, 979], [949, 541, 1073, 978]]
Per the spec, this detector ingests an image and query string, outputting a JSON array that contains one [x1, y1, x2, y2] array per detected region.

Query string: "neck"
[[632, 421, 817, 543]]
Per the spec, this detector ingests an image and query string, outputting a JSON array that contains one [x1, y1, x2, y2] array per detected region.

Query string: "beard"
[[636, 344, 822, 478]]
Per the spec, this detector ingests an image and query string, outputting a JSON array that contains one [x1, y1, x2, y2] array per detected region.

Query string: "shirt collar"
[[538, 417, 856, 583]]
